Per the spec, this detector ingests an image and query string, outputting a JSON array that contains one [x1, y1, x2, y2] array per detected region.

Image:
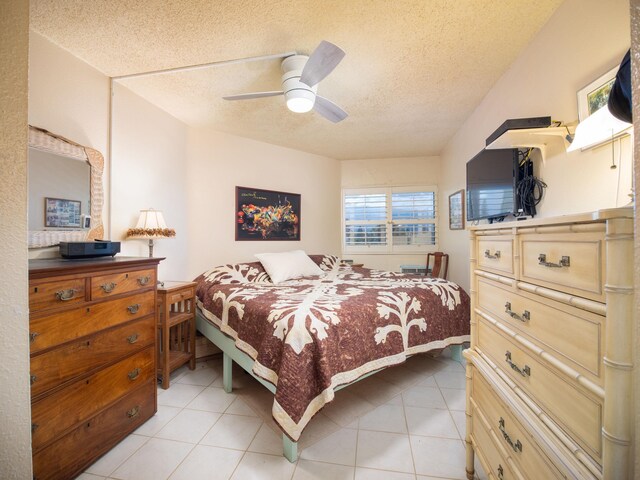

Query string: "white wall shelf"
[[485, 127, 570, 160]]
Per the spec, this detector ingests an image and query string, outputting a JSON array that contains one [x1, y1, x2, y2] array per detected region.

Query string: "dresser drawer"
[[472, 371, 562, 480], [30, 277, 86, 312], [32, 379, 155, 480], [471, 399, 521, 480], [477, 236, 515, 277], [91, 268, 156, 299], [477, 317, 602, 460], [519, 233, 604, 302], [476, 278, 604, 385], [30, 290, 155, 354], [30, 316, 155, 398], [31, 346, 154, 452]]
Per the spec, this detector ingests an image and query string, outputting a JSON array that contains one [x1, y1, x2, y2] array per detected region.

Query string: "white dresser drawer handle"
[[504, 302, 530, 322], [497, 464, 504, 480], [505, 351, 531, 377], [538, 253, 570, 268], [498, 417, 523, 453], [484, 249, 501, 259]]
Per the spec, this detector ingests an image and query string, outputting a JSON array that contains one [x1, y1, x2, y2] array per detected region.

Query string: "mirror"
[[28, 126, 104, 248]]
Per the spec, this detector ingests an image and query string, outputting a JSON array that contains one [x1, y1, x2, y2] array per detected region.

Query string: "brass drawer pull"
[[29, 332, 40, 343], [32, 423, 39, 434], [538, 254, 570, 268], [30, 374, 37, 385], [127, 303, 141, 314], [497, 464, 504, 480], [127, 406, 140, 418], [128, 368, 141, 380], [55, 288, 77, 301], [127, 333, 139, 344], [101, 282, 117, 293], [498, 417, 523, 453], [505, 351, 531, 377], [504, 302, 530, 322], [484, 249, 501, 259], [137, 276, 151, 286]]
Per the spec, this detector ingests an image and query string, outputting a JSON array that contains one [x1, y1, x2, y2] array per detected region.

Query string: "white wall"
[[0, 1, 32, 477], [111, 83, 189, 281], [28, 32, 110, 239], [186, 128, 341, 279], [340, 156, 441, 272], [440, 0, 632, 290]]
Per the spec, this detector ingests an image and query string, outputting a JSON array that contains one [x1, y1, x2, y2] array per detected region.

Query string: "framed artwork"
[[448, 190, 464, 230], [235, 186, 301, 241], [45, 197, 82, 228], [577, 66, 617, 122]]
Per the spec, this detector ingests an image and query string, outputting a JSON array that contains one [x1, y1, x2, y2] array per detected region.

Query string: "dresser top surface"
[[29, 256, 164, 277]]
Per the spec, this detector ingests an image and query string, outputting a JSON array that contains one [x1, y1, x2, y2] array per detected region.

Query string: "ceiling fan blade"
[[223, 91, 284, 101], [314, 96, 348, 123], [300, 41, 345, 87]]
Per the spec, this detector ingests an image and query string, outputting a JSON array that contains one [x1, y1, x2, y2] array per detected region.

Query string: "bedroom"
[[1, 0, 638, 479]]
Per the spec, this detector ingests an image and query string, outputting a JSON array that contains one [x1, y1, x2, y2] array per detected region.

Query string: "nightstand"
[[400, 264, 428, 275], [157, 281, 197, 389]]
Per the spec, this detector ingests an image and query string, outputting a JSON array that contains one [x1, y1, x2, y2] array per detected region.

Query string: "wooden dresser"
[[29, 256, 162, 480], [464, 207, 634, 480]]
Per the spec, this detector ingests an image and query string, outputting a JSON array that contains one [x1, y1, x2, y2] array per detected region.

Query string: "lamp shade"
[[126, 209, 176, 239], [567, 105, 631, 152]]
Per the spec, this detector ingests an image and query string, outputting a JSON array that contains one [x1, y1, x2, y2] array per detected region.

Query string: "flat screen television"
[[466, 148, 519, 221]]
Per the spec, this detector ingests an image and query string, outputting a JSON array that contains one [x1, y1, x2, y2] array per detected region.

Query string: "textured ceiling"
[[30, 0, 563, 160]]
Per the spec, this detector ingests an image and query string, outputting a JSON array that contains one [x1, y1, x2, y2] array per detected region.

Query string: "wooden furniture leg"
[[161, 296, 171, 389]]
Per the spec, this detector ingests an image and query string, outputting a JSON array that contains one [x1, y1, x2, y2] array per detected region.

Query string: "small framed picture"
[[82, 215, 92, 229], [577, 66, 617, 122], [449, 190, 465, 230], [44, 197, 82, 228]]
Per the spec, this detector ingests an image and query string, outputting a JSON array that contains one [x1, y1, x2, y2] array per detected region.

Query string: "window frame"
[[342, 185, 438, 254]]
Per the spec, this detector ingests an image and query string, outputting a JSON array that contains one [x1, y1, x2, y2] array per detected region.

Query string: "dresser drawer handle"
[[32, 423, 39, 434], [497, 464, 504, 480], [484, 249, 501, 259], [504, 302, 530, 322], [538, 254, 570, 268], [127, 304, 141, 314], [498, 417, 523, 453], [127, 406, 140, 418], [101, 282, 117, 293], [55, 288, 77, 301], [128, 368, 141, 380], [137, 275, 151, 286], [505, 351, 530, 377], [29, 332, 40, 343], [127, 333, 139, 344], [30, 374, 37, 385]]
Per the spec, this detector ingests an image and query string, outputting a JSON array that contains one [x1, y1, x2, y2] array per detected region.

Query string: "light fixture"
[[567, 105, 631, 152], [126, 208, 175, 257], [285, 89, 316, 113]]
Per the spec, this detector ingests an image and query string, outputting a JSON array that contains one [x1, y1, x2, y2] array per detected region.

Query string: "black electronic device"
[[59, 240, 121, 259], [466, 148, 520, 222], [485, 116, 552, 146]]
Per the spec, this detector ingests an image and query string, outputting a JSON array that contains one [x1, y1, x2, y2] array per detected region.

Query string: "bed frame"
[[196, 310, 464, 462]]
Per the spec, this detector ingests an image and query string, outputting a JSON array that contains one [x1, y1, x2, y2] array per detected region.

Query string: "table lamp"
[[126, 208, 175, 257]]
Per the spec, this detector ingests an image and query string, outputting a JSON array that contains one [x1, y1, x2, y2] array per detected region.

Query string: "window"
[[343, 186, 437, 253]]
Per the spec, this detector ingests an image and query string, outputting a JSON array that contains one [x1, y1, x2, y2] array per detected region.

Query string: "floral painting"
[[235, 186, 301, 241]]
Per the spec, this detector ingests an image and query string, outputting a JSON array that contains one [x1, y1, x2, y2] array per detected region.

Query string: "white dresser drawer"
[[519, 232, 604, 302], [477, 316, 603, 461], [477, 235, 515, 277], [476, 278, 604, 386]]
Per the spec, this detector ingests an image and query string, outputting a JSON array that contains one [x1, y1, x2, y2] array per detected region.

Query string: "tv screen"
[[466, 148, 518, 221]]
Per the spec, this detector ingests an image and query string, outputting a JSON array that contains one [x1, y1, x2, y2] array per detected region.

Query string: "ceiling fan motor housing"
[[281, 55, 317, 112]]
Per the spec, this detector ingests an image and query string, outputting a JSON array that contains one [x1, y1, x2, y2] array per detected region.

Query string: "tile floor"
[[77, 350, 486, 480]]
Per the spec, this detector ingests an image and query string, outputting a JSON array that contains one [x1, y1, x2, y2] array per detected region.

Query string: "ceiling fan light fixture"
[[285, 89, 315, 113]]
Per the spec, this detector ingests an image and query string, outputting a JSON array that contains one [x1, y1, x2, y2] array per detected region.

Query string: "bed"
[[194, 254, 470, 461]]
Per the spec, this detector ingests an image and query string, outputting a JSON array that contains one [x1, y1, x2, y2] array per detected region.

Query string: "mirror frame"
[[28, 126, 104, 241]]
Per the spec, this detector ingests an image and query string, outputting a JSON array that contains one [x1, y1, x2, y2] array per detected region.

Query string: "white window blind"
[[343, 187, 437, 253]]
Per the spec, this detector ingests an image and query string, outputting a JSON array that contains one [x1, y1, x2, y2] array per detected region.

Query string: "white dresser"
[[464, 207, 634, 480]]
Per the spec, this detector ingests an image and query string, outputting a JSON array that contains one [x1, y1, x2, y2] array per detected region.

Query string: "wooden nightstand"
[[157, 281, 197, 389]]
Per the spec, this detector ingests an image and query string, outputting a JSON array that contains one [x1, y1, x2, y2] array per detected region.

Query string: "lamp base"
[[148, 238, 154, 258]]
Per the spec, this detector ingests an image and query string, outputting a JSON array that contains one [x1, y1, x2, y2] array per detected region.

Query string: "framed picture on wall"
[[44, 197, 82, 228], [577, 66, 617, 122], [448, 190, 464, 230], [235, 186, 301, 241]]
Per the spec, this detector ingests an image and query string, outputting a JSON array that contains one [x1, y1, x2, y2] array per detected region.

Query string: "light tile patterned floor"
[[78, 349, 487, 480]]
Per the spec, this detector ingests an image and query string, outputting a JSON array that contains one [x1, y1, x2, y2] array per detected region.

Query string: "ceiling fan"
[[223, 41, 348, 123]]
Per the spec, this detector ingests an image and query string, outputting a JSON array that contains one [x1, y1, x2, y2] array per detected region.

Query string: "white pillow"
[[255, 250, 324, 284]]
